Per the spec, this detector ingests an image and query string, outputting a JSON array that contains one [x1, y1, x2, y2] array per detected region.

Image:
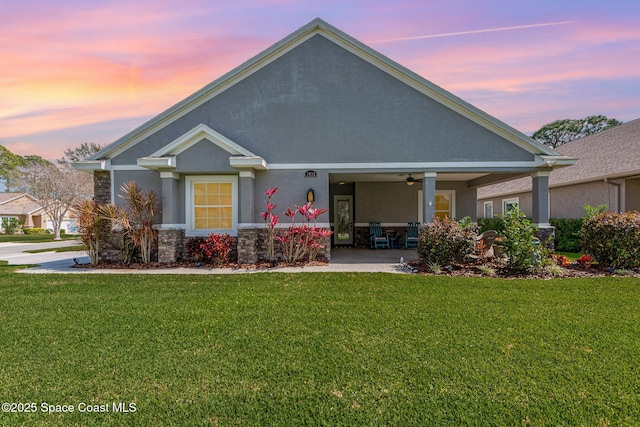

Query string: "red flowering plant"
[[271, 201, 332, 264], [577, 254, 593, 269], [551, 253, 572, 267], [200, 233, 236, 266]]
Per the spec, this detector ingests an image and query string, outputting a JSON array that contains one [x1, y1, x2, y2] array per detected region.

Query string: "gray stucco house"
[[477, 118, 640, 219], [74, 18, 575, 263]]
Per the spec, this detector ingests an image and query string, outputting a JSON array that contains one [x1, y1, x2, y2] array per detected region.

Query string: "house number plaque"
[[304, 170, 318, 178]]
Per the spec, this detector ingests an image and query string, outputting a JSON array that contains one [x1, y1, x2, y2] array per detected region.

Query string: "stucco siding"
[[174, 140, 237, 173], [478, 181, 624, 220], [252, 170, 330, 224], [356, 182, 419, 223], [110, 35, 535, 167], [626, 178, 640, 211], [549, 182, 613, 218]]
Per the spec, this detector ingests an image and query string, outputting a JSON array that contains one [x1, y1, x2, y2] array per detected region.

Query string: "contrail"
[[369, 21, 576, 44]]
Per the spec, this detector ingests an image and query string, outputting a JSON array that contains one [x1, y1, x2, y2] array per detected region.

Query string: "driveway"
[[0, 240, 90, 268]]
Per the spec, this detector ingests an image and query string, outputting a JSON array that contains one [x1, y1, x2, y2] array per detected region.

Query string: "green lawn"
[[1, 268, 638, 426], [23, 244, 86, 254], [0, 234, 79, 243]]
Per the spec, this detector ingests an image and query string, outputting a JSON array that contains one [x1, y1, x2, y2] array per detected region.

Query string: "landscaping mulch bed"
[[407, 260, 640, 279], [72, 258, 639, 279]]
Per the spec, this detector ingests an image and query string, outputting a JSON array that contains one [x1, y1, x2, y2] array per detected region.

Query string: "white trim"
[[160, 172, 180, 180], [267, 160, 548, 171], [71, 159, 111, 171], [502, 197, 520, 213], [185, 175, 238, 236], [156, 224, 186, 230], [238, 222, 331, 229], [483, 201, 494, 219], [531, 171, 551, 178], [229, 156, 268, 170], [111, 165, 147, 171], [151, 124, 256, 157], [238, 170, 255, 179], [137, 156, 176, 170]]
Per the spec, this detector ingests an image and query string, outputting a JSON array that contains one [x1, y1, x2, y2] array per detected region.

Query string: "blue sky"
[[1, 0, 639, 159]]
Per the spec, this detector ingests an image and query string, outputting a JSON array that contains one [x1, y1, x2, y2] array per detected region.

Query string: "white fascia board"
[[136, 156, 176, 170], [229, 156, 269, 170], [71, 159, 111, 171], [267, 160, 548, 172]]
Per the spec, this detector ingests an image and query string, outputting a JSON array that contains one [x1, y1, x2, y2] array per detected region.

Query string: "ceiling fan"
[[404, 174, 423, 186]]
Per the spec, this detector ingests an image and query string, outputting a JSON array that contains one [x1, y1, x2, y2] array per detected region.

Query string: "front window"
[[484, 201, 494, 218], [503, 198, 519, 214], [186, 176, 237, 235]]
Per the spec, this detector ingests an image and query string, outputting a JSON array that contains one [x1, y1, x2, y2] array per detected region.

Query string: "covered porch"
[[328, 170, 555, 248]]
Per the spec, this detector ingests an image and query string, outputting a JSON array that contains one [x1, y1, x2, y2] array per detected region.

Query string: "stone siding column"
[[237, 228, 258, 264], [158, 228, 185, 263], [94, 171, 111, 204]]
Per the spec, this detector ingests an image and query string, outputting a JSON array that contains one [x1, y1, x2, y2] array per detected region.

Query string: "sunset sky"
[[1, 0, 639, 160]]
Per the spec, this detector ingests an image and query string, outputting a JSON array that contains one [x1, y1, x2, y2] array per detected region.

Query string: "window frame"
[[185, 175, 238, 236], [502, 197, 520, 214], [483, 201, 494, 219]]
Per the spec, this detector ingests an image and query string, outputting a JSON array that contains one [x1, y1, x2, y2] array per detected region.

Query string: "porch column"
[[531, 171, 550, 226], [422, 172, 437, 223], [158, 172, 184, 263], [160, 172, 180, 224], [238, 170, 255, 224]]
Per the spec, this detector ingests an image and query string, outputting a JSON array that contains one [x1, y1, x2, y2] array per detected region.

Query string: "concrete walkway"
[[6, 245, 419, 274]]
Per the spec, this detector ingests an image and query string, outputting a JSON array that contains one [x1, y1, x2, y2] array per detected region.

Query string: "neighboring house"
[[73, 19, 574, 263], [0, 193, 78, 233], [477, 118, 640, 220], [0, 193, 46, 231]]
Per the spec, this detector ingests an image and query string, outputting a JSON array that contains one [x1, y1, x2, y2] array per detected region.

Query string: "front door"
[[333, 195, 353, 246]]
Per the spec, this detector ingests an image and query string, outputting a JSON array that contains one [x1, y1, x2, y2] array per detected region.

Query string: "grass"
[[1, 268, 639, 426], [23, 245, 86, 254], [0, 234, 79, 243]]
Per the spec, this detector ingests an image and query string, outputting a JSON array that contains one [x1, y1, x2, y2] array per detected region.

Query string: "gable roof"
[[477, 118, 640, 198], [86, 18, 569, 166], [0, 192, 43, 215]]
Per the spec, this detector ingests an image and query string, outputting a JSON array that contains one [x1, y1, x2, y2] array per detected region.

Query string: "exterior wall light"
[[307, 188, 315, 203]]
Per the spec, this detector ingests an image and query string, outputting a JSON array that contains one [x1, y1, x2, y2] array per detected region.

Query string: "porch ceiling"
[[329, 172, 489, 183]]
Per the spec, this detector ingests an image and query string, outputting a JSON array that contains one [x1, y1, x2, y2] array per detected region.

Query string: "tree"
[[11, 163, 93, 239], [532, 115, 622, 148], [0, 145, 51, 190], [57, 142, 106, 165]]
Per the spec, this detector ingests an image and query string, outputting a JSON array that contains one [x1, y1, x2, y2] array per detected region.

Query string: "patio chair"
[[405, 222, 420, 249], [369, 222, 389, 249], [475, 230, 498, 258]]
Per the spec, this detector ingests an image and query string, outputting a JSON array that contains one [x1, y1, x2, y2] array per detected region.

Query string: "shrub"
[[186, 234, 235, 265], [501, 206, 539, 271], [74, 199, 104, 265], [417, 217, 475, 266], [1, 217, 22, 234], [201, 233, 236, 265], [478, 217, 505, 235], [550, 218, 583, 253], [581, 211, 640, 269], [185, 237, 207, 261], [23, 227, 46, 235]]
